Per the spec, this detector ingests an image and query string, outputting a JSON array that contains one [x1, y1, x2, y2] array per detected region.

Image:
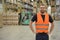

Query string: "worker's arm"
[[49, 22, 54, 34], [29, 21, 35, 33], [49, 15, 54, 34]]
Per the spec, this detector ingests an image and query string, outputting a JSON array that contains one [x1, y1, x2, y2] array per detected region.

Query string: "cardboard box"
[[3, 12, 19, 25], [51, 0, 56, 6], [51, 7, 56, 12]]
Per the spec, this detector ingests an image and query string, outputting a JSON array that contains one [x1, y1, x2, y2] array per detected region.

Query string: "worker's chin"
[[40, 11, 45, 13]]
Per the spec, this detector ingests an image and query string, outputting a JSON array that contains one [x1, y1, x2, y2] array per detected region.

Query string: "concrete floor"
[[0, 21, 60, 40]]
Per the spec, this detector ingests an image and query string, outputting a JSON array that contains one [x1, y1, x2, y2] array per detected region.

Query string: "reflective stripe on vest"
[[36, 24, 49, 26], [36, 28, 48, 30]]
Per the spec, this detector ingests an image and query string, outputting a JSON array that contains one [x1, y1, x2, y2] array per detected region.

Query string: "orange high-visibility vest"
[[35, 12, 49, 33]]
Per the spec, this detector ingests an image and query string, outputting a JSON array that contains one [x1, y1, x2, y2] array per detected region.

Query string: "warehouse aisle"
[[0, 21, 60, 40], [0, 25, 35, 40]]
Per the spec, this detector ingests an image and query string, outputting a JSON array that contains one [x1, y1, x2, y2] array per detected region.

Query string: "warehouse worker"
[[29, 4, 54, 40]]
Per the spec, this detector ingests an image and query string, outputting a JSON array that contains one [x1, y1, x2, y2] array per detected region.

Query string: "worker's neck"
[[40, 11, 45, 15]]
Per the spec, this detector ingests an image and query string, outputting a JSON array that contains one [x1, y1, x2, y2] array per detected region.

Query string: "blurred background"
[[0, 0, 60, 25], [0, 0, 60, 40]]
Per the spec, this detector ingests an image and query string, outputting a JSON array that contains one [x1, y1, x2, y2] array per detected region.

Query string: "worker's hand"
[[32, 31, 34, 33], [48, 31, 51, 35], [33, 31, 36, 34]]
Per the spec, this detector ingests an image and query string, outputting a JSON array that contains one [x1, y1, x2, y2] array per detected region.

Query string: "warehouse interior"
[[0, 0, 60, 25], [0, 0, 60, 40]]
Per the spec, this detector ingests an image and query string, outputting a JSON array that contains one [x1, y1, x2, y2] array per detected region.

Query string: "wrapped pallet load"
[[3, 10, 18, 25]]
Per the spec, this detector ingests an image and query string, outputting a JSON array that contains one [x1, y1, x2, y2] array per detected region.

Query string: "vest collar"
[[39, 12, 47, 15]]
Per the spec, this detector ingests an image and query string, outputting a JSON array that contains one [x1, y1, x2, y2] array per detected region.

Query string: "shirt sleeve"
[[49, 15, 54, 23], [31, 14, 37, 22]]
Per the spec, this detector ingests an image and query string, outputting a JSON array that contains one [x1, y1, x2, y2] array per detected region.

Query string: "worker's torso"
[[35, 12, 49, 33]]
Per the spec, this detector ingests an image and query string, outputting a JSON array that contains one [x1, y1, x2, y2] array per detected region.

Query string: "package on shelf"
[[17, 0, 20, 2], [22, 0, 30, 3], [51, 1, 56, 6], [51, 7, 56, 12], [13, 0, 17, 4], [6, 0, 9, 2], [10, 0, 14, 3]]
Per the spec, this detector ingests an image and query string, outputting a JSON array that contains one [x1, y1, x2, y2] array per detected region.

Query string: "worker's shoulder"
[[47, 14, 53, 19], [33, 14, 37, 16]]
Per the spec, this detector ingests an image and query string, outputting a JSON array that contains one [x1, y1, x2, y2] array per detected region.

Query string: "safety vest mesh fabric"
[[35, 12, 49, 33]]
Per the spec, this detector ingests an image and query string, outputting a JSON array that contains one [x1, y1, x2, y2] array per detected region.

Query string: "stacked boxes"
[[3, 12, 18, 25], [51, 0, 56, 13], [55, 0, 60, 20]]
